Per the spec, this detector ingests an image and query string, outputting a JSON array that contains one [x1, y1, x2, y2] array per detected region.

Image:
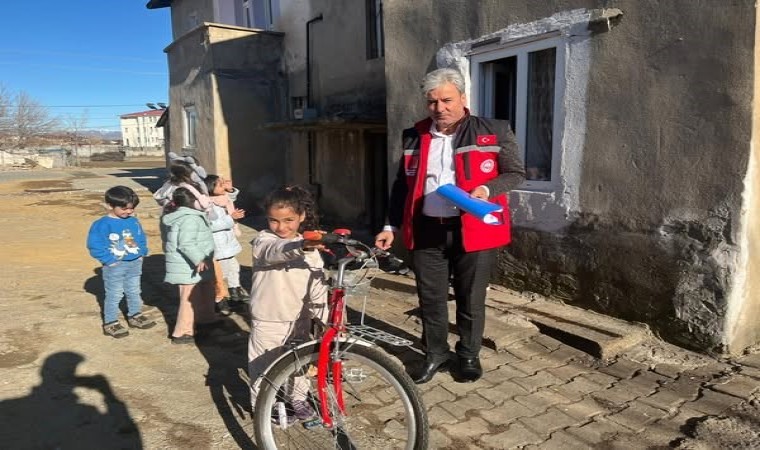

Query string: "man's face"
[[426, 82, 467, 131]]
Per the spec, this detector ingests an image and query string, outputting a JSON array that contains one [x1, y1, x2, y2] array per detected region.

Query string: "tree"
[[64, 110, 90, 166], [0, 83, 11, 147], [0, 87, 58, 150], [11, 91, 58, 149]]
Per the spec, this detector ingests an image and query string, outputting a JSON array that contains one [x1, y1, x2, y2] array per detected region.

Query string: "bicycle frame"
[[317, 284, 347, 428], [254, 248, 379, 429]]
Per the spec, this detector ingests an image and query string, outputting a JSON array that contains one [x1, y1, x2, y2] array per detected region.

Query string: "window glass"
[[184, 106, 197, 148], [472, 39, 561, 188], [366, 0, 384, 59], [525, 47, 555, 181]]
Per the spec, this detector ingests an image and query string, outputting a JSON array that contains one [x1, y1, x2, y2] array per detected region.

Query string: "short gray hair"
[[421, 68, 465, 94]]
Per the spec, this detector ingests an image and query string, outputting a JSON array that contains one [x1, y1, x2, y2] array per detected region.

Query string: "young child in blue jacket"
[[87, 186, 156, 338]]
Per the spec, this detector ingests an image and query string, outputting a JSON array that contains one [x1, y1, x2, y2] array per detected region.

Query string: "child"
[[160, 187, 217, 344], [205, 175, 248, 316], [248, 185, 328, 421], [167, 152, 208, 194], [87, 186, 156, 338], [153, 161, 214, 215]]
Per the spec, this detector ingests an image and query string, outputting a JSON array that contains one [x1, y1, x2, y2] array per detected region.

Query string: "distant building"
[[119, 109, 165, 148]]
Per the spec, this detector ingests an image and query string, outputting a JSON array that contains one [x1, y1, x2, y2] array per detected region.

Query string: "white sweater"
[[249, 230, 328, 322]]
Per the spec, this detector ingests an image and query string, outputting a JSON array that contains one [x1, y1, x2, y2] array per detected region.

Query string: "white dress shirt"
[[422, 123, 460, 217]]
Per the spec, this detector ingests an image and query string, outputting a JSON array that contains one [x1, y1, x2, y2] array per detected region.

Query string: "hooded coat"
[[161, 206, 215, 285]]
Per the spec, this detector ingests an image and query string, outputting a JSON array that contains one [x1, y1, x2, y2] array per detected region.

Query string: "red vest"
[[401, 116, 512, 252]]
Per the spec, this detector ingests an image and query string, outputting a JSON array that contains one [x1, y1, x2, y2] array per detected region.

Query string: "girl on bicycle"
[[248, 185, 328, 421]]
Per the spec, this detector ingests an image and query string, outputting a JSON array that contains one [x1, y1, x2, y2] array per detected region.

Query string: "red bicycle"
[[252, 229, 428, 449]]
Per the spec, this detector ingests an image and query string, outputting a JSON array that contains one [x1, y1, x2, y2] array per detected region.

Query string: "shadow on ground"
[[0, 352, 143, 448], [108, 167, 166, 192]]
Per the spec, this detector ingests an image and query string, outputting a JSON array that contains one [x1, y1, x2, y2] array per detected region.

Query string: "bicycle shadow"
[[0, 351, 143, 448], [194, 310, 255, 450]]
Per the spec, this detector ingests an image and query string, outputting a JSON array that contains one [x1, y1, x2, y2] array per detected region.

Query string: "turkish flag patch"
[[477, 134, 497, 146]]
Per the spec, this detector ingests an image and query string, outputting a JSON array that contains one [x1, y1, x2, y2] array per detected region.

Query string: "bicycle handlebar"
[[303, 230, 403, 265]]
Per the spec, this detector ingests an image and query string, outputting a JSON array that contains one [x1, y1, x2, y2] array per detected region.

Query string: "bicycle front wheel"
[[254, 343, 428, 450]]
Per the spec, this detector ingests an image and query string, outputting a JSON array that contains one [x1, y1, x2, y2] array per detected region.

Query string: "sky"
[[0, 1, 172, 132]]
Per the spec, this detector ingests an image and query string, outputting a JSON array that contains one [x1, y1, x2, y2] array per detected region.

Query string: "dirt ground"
[[0, 159, 259, 449], [2, 159, 759, 450]]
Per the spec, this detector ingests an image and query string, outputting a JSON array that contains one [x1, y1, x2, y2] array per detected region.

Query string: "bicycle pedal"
[[302, 418, 323, 430]]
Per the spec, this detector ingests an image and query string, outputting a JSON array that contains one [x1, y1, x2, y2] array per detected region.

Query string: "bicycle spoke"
[[254, 345, 427, 449]]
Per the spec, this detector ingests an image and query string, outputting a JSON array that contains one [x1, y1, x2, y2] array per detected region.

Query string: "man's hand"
[[470, 186, 489, 200], [375, 230, 395, 250], [197, 261, 209, 272]]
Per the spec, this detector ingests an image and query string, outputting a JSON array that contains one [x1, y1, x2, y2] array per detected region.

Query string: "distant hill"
[[84, 130, 122, 140]]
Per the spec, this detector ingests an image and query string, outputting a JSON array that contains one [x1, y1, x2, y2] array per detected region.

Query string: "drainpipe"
[[306, 14, 323, 186]]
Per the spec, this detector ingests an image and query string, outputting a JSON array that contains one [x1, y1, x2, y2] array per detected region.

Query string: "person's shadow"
[[0, 351, 142, 449]]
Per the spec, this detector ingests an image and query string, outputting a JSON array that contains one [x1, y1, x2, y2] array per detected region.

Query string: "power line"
[[0, 49, 165, 64], [0, 104, 166, 108], [0, 61, 166, 76]]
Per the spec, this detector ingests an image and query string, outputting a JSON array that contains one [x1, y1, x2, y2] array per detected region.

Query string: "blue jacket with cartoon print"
[[87, 216, 148, 266]]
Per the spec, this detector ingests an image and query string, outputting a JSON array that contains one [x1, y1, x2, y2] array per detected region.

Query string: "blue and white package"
[[436, 184, 503, 225]]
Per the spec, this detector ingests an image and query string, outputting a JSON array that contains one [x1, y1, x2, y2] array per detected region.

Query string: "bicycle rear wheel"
[[254, 343, 428, 450]]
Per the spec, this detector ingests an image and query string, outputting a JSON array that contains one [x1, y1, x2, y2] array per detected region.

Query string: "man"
[[375, 68, 525, 384]]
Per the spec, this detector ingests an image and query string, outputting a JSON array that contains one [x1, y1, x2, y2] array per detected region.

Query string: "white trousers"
[[219, 256, 241, 288], [248, 318, 311, 410]]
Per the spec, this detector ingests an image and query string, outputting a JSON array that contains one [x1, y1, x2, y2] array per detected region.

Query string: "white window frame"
[[242, 0, 252, 28], [470, 36, 566, 191], [183, 105, 198, 149]]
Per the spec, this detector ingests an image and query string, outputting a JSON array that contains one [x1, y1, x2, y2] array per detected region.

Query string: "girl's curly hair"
[[263, 185, 320, 232]]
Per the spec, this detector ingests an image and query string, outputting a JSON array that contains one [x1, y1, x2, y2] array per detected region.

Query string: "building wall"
[[275, 0, 388, 230], [165, 24, 218, 174], [120, 114, 164, 148], [208, 25, 288, 213], [383, 0, 758, 353], [727, 4, 760, 353], [166, 23, 287, 213], [168, 0, 217, 38]]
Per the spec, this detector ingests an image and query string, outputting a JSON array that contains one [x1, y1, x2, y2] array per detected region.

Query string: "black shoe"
[[413, 360, 449, 384], [215, 299, 231, 316], [456, 357, 482, 383], [171, 334, 194, 345], [231, 286, 249, 303]]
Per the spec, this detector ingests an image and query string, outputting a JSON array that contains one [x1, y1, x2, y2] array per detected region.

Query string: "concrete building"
[[147, 0, 387, 225], [148, 1, 760, 354], [119, 109, 166, 148]]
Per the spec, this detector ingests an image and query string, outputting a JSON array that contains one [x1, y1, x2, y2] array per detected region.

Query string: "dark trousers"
[[412, 216, 496, 363]]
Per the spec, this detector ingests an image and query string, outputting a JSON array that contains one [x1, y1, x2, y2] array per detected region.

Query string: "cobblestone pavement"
[[0, 162, 758, 449]]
